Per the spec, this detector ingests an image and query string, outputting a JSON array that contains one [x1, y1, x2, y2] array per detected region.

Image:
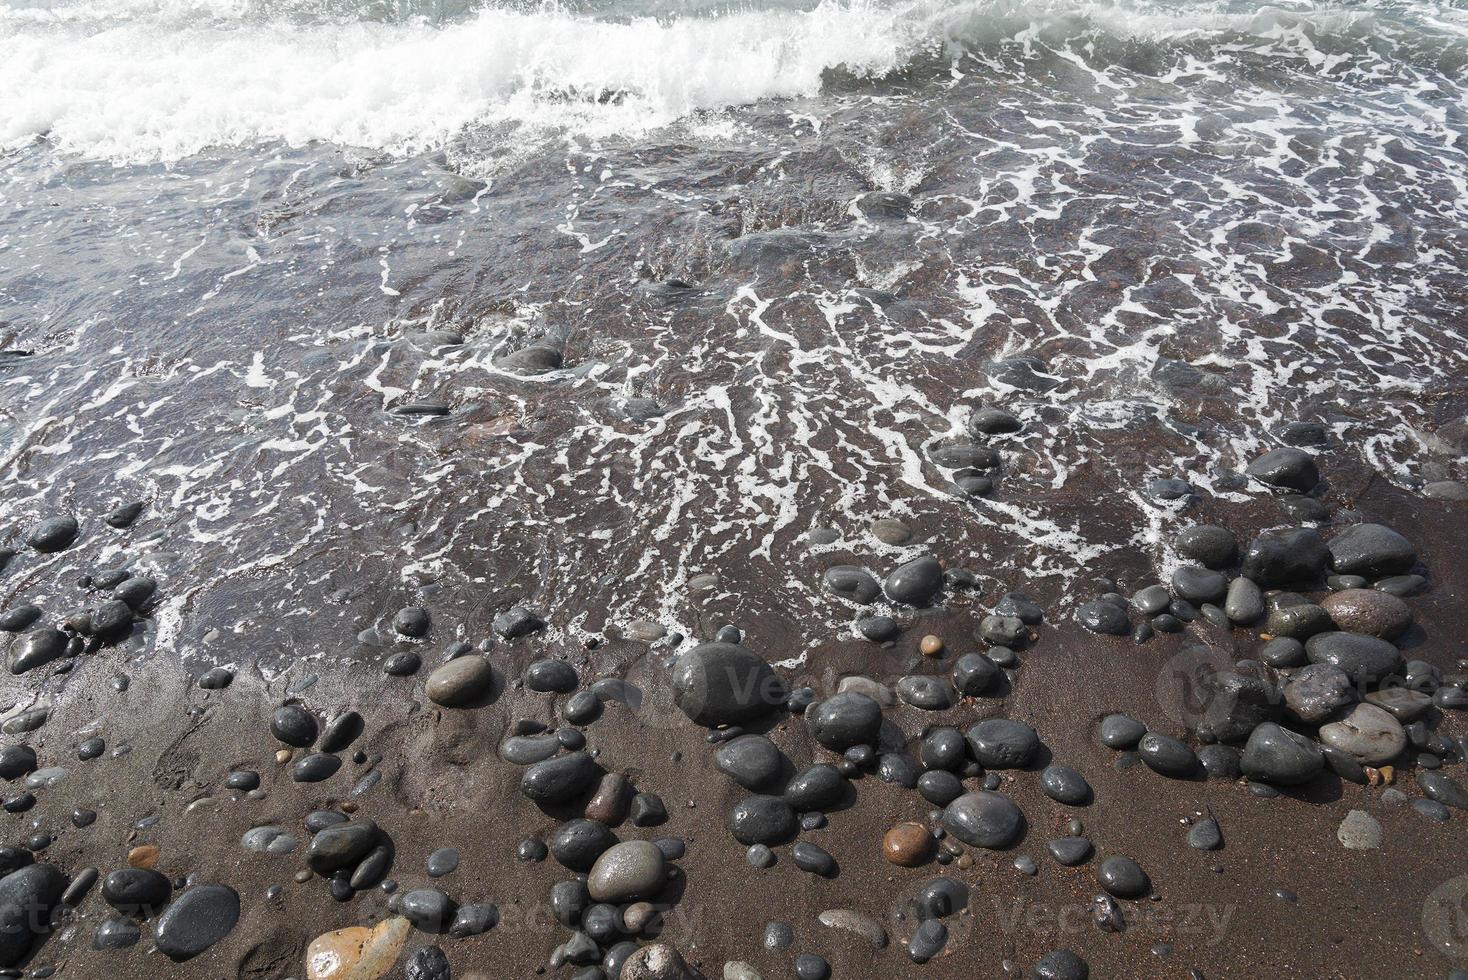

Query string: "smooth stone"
[[1146, 477, 1195, 501], [1374, 574, 1427, 597], [1040, 766, 1091, 805], [1327, 523, 1416, 578], [715, 735, 783, 791], [400, 888, 454, 933], [425, 847, 459, 878], [931, 443, 1000, 469], [1337, 809, 1383, 850], [1137, 733, 1197, 778], [784, 764, 847, 811], [1047, 837, 1093, 865], [383, 651, 421, 676], [968, 406, 1022, 435], [746, 844, 776, 869], [1099, 715, 1146, 750], [93, 917, 142, 950], [293, 753, 342, 783], [27, 516, 79, 553], [1319, 703, 1406, 765], [836, 675, 895, 706], [307, 821, 379, 875], [392, 606, 430, 638], [1260, 637, 1307, 668], [526, 659, 579, 694], [921, 727, 967, 771], [305, 917, 411, 980], [979, 613, 1027, 647], [1364, 687, 1433, 723], [1420, 771, 1468, 810], [952, 653, 1002, 696], [883, 556, 944, 606], [563, 690, 602, 725], [621, 943, 689, 980], [1284, 663, 1355, 723], [630, 793, 668, 827], [424, 655, 496, 707], [942, 791, 1024, 849], [153, 884, 239, 960], [1176, 525, 1238, 569], [1413, 798, 1451, 822], [908, 918, 947, 964], [0, 606, 41, 632], [7, 627, 69, 674], [1097, 856, 1150, 898], [272, 704, 319, 747], [1132, 585, 1170, 616], [1245, 447, 1319, 492], [1034, 949, 1090, 979], [671, 643, 782, 727], [915, 877, 969, 919], [588, 841, 667, 902], [1305, 632, 1403, 685], [493, 605, 545, 639], [1172, 565, 1227, 605], [727, 796, 797, 845], [1322, 745, 1368, 785], [1241, 723, 1322, 785], [870, 518, 913, 544], [794, 953, 830, 980], [1188, 819, 1222, 850], [1224, 577, 1265, 624], [521, 752, 599, 805], [792, 842, 837, 877], [817, 908, 889, 948], [106, 502, 146, 528], [1198, 745, 1241, 779], [897, 675, 955, 710], [856, 615, 900, 642], [1194, 669, 1280, 743], [1320, 589, 1412, 640], [1266, 603, 1334, 640], [549, 819, 615, 873], [0, 745, 37, 781], [917, 770, 964, 806], [1076, 601, 1129, 635], [966, 719, 1040, 769], [807, 692, 882, 750], [823, 566, 881, 604], [449, 903, 497, 939], [1423, 480, 1468, 500], [1241, 528, 1329, 588], [0, 864, 66, 966], [883, 822, 935, 867]]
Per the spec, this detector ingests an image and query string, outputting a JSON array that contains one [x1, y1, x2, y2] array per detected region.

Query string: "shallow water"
[[2, 0, 1466, 666]]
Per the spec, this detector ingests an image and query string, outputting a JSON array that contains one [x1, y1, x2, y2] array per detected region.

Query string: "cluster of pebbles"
[[2, 438, 1465, 980]]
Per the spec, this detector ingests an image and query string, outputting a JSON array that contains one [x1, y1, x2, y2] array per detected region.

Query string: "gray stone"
[[671, 643, 783, 727], [1319, 703, 1406, 765], [1241, 723, 1322, 785], [1327, 524, 1416, 578]]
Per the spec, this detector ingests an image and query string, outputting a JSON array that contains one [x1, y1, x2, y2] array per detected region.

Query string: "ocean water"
[[1, 0, 1465, 664]]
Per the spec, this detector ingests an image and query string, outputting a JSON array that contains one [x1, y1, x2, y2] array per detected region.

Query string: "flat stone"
[[305, 917, 410, 980], [817, 908, 889, 948], [153, 884, 239, 961], [424, 655, 497, 707], [1319, 703, 1406, 765], [1364, 687, 1433, 723], [1305, 632, 1403, 685], [1188, 819, 1222, 850], [823, 566, 880, 604], [1337, 809, 1383, 850]]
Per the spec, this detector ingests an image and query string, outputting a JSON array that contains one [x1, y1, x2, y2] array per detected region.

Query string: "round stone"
[[270, 705, 318, 747], [1096, 856, 1150, 898], [883, 556, 944, 606], [587, 840, 667, 903], [727, 796, 798, 846], [942, 791, 1024, 849], [1176, 525, 1237, 569], [784, 764, 847, 811], [714, 735, 783, 791], [824, 566, 881, 604], [1319, 703, 1406, 765], [424, 656, 497, 707], [27, 516, 79, 553], [1040, 766, 1091, 806], [549, 820, 617, 872], [1320, 589, 1412, 640], [1241, 723, 1322, 785], [1171, 565, 1227, 605], [1034, 948, 1090, 979], [671, 643, 783, 727], [965, 719, 1039, 769], [1077, 601, 1129, 635], [1099, 715, 1146, 750], [807, 692, 883, 750], [883, 822, 935, 867], [153, 884, 239, 960], [1305, 632, 1403, 685], [1137, 733, 1197, 778], [953, 653, 1002, 696], [525, 659, 578, 693]]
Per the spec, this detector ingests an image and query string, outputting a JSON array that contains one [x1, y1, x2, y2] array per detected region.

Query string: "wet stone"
[[153, 884, 239, 960], [1176, 525, 1237, 569], [426, 847, 459, 877], [897, 675, 955, 710], [400, 887, 453, 933], [1040, 766, 1091, 806], [1138, 733, 1197, 778], [1047, 837, 1093, 866], [908, 918, 947, 964], [966, 719, 1039, 769], [728, 796, 798, 846], [824, 566, 880, 604], [808, 692, 883, 750], [1319, 703, 1406, 765], [1077, 600, 1129, 635], [526, 659, 579, 693], [1305, 632, 1403, 685], [792, 841, 837, 878], [671, 642, 782, 727], [952, 653, 1002, 696], [942, 791, 1024, 849], [883, 556, 944, 606], [1241, 723, 1322, 785], [292, 753, 341, 783], [425, 655, 496, 707], [715, 735, 783, 791], [1097, 855, 1150, 898], [494, 605, 545, 639], [27, 516, 79, 553], [1245, 447, 1319, 492], [1034, 949, 1090, 980], [521, 752, 599, 805], [1099, 715, 1146, 750], [1327, 523, 1416, 578]]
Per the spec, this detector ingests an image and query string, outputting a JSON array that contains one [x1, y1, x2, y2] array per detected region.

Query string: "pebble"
[[1137, 733, 1198, 778], [952, 653, 1002, 696], [966, 718, 1039, 769], [1327, 523, 1416, 578], [794, 953, 831, 980], [1305, 632, 1403, 685], [1077, 601, 1129, 636], [784, 765, 847, 811], [671, 642, 782, 726], [1099, 715, 1146, 750], [521, 752, 599, 805], [93, 917, 142, 951], [1096, 856, 1150, 898], [526, 659, 579, 693], [27, 515, 79, 553], [425, 655, 497, 707], [1188, 819, 1223, 850], [807, 692, 882, 750], [1040, 766, 1091, 806], [494, 605, 545, 639], [1319, 703, 1406, 765], [153, 884, 239, 960], [715, 735, 783, 791], [897, 675, 955, 710], [817, 908, 888, 948], [884, 555, 944, 606], [305, 916, 410, 980], [1047, 837, 1092, 866], [293, 753, 342, 783], [1245, 447, 1319, 492], [908, 918, 947, 963], [400, 887, 453, 932], [1033, 949, 1090, 980], [1176, 525, 1238, 569], [1336, 809, 1383, 850], [588, 840, 667, 902], [405, 945, 450, 980], [792, 842, 837, 877], [942, 791, 1024, 849], [1320, 588, 1412, 640], [727, 796, 798, 846], [1241, 723, 1322, 785], [824, 566, 881, 604], [426, 847, 459, 877]]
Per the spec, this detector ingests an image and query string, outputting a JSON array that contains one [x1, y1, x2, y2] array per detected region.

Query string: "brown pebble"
[[882, 822, 935, 867], [275, 749, 292, 764], [920, 635, 944, 657], [127, 845, 160, 869], [585, 773, 632, 826]]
